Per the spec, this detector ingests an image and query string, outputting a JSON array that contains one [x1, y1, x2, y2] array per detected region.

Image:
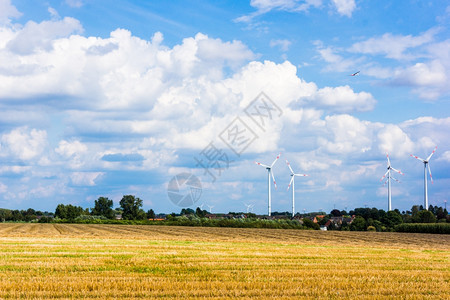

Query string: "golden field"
[[0, 223, 448, 299]]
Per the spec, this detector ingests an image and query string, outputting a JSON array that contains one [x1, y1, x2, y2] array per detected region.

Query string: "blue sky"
[[0, 0, 449, 214]]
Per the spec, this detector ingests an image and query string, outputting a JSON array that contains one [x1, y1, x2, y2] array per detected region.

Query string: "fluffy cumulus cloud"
[[305, 85, 376, 112], [7, 17, 83, 54], [377, 124, 414, 157], [319, 114, 373, 154], [0, 127, 48, 161]]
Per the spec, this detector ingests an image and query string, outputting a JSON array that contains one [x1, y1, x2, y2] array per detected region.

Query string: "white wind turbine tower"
[[410, 146, 437, 210], [286, 160, 308, 217], [380, 153, 403, 211], [255, 153, 280, 216]]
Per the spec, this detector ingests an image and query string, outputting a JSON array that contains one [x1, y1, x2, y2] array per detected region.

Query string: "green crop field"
[[0, 224, 448, 299]]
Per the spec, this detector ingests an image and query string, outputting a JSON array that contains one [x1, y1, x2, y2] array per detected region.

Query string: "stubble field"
[[0, 223, 449, 299]]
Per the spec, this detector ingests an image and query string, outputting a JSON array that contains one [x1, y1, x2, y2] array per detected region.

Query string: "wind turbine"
[[286, 160, 308, 217], [380, 153, 403, 211], [243, 203, 254, 214], [255, 153, 280, 216], [410, 146, 437, 210], [207, 205, 214, 214]]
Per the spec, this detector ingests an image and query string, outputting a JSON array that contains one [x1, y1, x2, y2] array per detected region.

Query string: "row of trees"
[[1, 195, 448, 233], [0, 208, 53, 222], [54, 196, 155, 221], [321, 205, 449, 232]]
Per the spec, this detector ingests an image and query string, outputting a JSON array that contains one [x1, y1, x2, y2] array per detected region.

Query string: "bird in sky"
[[350, 71, 360, 76]]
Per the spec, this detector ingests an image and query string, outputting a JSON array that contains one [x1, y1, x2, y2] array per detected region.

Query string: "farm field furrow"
[[0, 224, 448, 299]]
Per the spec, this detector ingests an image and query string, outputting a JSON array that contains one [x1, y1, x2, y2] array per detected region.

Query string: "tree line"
[[0, 196, 448, 233]]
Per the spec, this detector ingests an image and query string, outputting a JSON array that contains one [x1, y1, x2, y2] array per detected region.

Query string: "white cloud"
[[65, 0, 84, 8], [391, 61, 447, 99], [349, 29, 437, 60], [6, 17, 83, 54], [319, 29, 450, 99], [0, 0, 21, 24], [330, 0, 356, 17], [55, 140, 89, 169], [270, 39, 292, 52], [48, 7, 60, 19], [306, 85, 376, 112], [314, 42, 362, 72], [236, 0, 355, 22], [0, 127, 48, 161], [377, 124, 414, 157], [70, 172, 103, 186], [55, 140, 87, 158], [437, 151, 450, 163], [319, 114, 374, 154], [0, 182, 6, 193], [0, 166, 31, 174]]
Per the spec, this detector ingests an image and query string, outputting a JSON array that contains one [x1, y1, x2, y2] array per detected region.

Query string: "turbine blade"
[[287, 176, 294, 190], [428, 164, 433, 184], [271, 170, 277, 189], [254, 161, 270, 168], [426, 146, 437, 161], [386, 153, 391, 167], [286, 160, 294, 174], [391, 167, 404, 175], [391, 177, 401, 183], [270, 153, 281, 168], [410, 154, 425, 162], [380, 170, 389, 181], [294, 173, 308, 177]]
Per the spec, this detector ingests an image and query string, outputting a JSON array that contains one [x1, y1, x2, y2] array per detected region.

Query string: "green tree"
[[66, 205, 85, 221], [55, 204, 68, 219], [119, 195, 146, 220], [318, 215, 330, 226], [381, 210, 403, 229], [91, 197, 115, 219], [181, 208, 195, 215], [416, 210, 436, 223], [195, 207, 206, 218], [147, 209, 155, 220], [330, 209, 341, 217], [55, 204, 85, 221], [350, 216, 366, 231], [302, 218, 320, 230]]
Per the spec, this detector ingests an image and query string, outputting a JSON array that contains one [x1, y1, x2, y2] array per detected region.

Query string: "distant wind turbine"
[[286, 160, 308, 217], [243, 203, 254, 214], [255, 153, 280, 216], [410, 146, 437, 210], [380, 153, 403, 211], [207, 205, 214, 214]]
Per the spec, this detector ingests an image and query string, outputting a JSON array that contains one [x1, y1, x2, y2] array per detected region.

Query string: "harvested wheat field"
[[0, 224, 449, 299]]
